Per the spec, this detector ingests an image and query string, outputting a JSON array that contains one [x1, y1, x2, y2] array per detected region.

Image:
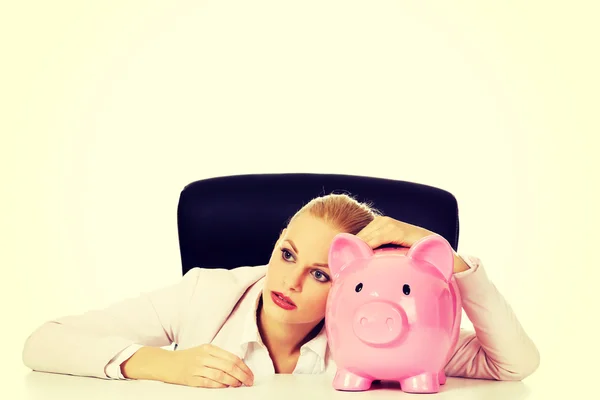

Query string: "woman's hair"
[[287, 193, 383, 234]]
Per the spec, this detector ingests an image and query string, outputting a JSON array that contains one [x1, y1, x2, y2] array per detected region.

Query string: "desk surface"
[[8, 370, 554, 400]]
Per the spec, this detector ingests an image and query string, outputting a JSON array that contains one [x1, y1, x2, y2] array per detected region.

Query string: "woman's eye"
[[281, 249, 294, 261], [312, 270, 330, 282]]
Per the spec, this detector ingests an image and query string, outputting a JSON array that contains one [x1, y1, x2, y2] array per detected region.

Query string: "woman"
[[22, 194, 540, 389]]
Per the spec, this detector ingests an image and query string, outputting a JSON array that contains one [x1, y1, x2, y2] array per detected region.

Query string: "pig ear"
[[407, 234, 454, 282], [328, 233, 373, 278]]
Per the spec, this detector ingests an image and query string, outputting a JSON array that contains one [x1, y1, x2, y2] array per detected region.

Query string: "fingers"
[[202, 354, 254, 386], [356, 216, 429, 249], [193, 365, 247, 387], [355, 216, 384, 240], [202, 344, 254, 382], [185, 373, 230, 388], [356, 216, 397, 248], [359, 223, 398, 249]]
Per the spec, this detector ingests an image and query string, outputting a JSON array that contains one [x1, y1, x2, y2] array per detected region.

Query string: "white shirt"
[[104, 276, 331, 381], [210, 277, 330, 380]]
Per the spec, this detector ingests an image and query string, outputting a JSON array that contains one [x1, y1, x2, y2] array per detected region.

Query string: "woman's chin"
[[266, 303, 292, 316], [264, 303, 300, 322]]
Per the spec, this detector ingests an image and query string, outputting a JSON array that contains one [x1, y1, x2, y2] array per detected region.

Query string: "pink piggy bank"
[[325, 233, 462, 394]]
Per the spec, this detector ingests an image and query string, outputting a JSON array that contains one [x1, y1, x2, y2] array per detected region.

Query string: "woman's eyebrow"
[[285, 239, 329, 269], [285, 239, 299, 254]]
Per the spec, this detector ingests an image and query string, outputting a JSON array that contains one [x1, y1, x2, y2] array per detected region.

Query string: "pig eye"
[[355, 283, 363, 292], [403, 284, 411, 295]]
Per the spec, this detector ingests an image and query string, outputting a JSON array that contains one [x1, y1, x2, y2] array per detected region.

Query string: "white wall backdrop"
[[2, 0, 598, 395]]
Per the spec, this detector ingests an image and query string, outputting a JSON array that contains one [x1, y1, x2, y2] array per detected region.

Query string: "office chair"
[[177, 173, 460, 276]]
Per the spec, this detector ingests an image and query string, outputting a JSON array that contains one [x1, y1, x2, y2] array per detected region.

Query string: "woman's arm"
[[354, 217, 539, 380], [445, 255, 540, 381], [22, 267, 203, 380]]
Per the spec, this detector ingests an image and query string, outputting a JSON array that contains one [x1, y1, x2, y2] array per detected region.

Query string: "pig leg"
[[332, 369, 373, 391], [438, 370, 447, 385], [399, 372, 440, 394]]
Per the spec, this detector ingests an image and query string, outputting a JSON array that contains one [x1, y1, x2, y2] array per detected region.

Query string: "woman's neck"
[[257, 296, 323, 359]]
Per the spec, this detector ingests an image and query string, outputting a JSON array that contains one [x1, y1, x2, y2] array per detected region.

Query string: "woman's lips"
[[271, 291, 297, 310], [272, 291, 295, 306]]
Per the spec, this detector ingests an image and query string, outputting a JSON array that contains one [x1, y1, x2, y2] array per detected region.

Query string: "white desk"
[[12, 371, 539, 400]]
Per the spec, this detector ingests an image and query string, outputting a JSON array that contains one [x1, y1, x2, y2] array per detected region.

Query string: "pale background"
[[1, 0, 598, 397]]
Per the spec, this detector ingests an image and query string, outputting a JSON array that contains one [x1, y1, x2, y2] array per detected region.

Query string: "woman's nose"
[[284, 269, 304, 291]]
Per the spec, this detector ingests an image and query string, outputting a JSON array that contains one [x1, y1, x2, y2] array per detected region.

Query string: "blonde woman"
[[22, 194, 540, 388]]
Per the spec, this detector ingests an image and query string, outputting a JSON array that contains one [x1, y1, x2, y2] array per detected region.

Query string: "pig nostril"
[[360, 317, 367, 326], [386, 318, 393, 330]]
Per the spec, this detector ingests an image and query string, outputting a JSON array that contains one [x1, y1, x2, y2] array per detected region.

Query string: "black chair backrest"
[[177, 173, 460, 276]]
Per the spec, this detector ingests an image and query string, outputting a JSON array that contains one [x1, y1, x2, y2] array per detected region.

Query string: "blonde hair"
[[287, 193, 382, 234]]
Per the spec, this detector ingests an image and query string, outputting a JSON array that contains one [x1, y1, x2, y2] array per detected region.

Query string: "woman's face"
[[262, 212, 342, 326]]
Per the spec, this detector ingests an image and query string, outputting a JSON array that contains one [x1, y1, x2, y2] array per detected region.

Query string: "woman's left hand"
[[356, 216, 470, 274], [356, 216, 432, 249]]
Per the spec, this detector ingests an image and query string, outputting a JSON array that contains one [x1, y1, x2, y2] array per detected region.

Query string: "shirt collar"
[[300, 321, 328, 372], [239, 278, 329, 369], [239, 278, 265, 349]]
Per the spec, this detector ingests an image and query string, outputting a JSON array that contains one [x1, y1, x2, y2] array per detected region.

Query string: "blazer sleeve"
[[22, 267, 203, 380], [104, 344, 144, 379], [444, 255, 541, 381]]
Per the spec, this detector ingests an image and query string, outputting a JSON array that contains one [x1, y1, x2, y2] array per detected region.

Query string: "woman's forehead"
[[284, 214, 341, 253]]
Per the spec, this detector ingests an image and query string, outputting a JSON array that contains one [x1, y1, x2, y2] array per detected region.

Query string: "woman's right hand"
[[121, 344, 254, 388]]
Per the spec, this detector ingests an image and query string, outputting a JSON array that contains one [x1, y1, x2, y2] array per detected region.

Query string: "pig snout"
[[352, 301, 407, 345]]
